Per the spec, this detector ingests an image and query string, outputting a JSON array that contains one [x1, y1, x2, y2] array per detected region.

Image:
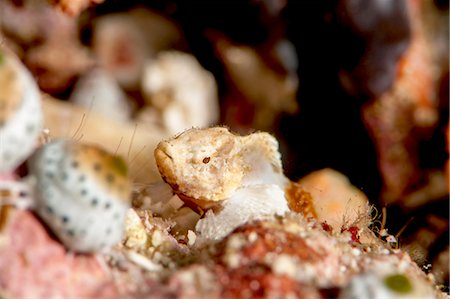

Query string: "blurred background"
[[0, 0, 448, 288]]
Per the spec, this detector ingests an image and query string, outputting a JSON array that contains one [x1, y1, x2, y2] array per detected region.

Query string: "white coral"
[[70, 68, 131, 123], [196, 184, 289, 240], [141, 51, 219, 135]]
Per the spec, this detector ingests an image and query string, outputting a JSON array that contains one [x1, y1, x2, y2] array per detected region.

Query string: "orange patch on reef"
[[285, 182, 317, 218]]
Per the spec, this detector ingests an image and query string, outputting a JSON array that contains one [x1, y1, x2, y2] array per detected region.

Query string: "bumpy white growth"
[[0, 50, 42, 173], [196, 184, 289, 240], [70, 68, 131, 123], [142, 51, 219, 134], [28, 140, 131, 252]]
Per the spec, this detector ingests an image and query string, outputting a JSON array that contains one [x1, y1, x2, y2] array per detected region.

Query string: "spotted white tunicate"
[[28, 140, 132, 253], [0, 50, 42, 173]]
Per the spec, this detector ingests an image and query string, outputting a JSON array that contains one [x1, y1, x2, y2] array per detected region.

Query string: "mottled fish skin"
[[154, 127, 286, 204], [28, 140, 132, 253], [0, 50, 42, 173]]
